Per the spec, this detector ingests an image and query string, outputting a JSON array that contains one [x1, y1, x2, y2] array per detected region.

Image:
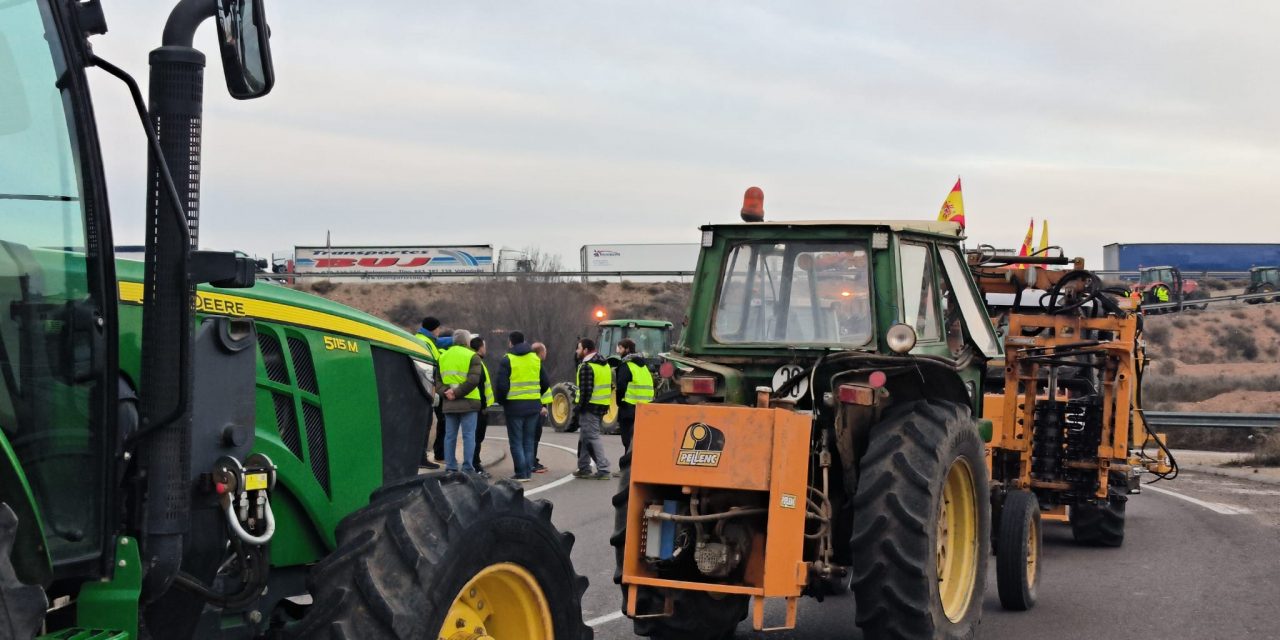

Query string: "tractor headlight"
[[412, 359, 436, 399], [886, 323, 917, 354]]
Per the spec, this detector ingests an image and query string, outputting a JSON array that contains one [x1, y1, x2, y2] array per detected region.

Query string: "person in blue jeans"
[[495, 331, 551, 482], [435, 329, 483, 475]]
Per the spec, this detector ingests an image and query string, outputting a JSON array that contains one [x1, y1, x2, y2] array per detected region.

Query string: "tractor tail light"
[[680, 377, 716, 395], [838, 384, 875, 406], [659, 362, 676, 379]]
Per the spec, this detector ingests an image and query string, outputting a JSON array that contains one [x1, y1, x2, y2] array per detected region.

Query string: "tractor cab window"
[[625, 327, 668, 357], [713, 241, 872, 346], [0, 0, 104, 564], [1142, 268, 1172, 285], [899, 243, 941, 342]]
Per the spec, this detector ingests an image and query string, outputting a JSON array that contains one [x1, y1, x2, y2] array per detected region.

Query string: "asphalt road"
[[481, 427, 1280, 639]]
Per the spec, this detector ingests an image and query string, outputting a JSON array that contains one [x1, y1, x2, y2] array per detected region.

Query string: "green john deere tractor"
[[0, 1, 585, 638], [547, 318, 674, 434], [1245, 266, 1279, 304]]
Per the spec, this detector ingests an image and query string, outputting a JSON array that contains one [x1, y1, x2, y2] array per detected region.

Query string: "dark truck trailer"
[[1103, 243, 1280, 273]]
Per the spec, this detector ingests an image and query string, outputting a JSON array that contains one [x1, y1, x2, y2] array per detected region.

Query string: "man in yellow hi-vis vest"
[[496, 331, 551, 482], [572, 338, 612, 479], [434, 329, 483, 475], [614, 338, 654, 452]]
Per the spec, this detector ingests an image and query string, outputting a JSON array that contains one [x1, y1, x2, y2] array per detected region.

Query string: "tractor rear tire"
[[610, 451, 748, 640], [550, 384, 578, 433], [601, 400, 621, 436], [996, 491, 1041, 611], [0, 504, 45, 640], [287, 474, 590, 640], [851, 399, 990, 640], [1071, 490, 1126, 547]]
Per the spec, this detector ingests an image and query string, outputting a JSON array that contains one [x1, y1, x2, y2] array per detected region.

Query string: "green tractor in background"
[[1245, 266, 1279, 304], [0, 1, 586, 638], [548, 318, 675, 433]]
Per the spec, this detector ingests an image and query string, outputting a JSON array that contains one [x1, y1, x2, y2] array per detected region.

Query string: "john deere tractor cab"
[[1, 1, 586, 638], [1246, 266, 1279, 304]]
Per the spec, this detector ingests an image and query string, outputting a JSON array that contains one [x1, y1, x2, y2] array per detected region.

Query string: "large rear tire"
[[287, 474, 590, 639], [610, 452, 748, 639], [0, 504, 45, 640], [1071, 489, 1126, 547], [996, 491, 1041, 611], [851, 399, 990, 639]]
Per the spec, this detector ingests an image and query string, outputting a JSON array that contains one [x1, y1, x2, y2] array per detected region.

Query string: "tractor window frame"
[[937, 245, 1001, 359]]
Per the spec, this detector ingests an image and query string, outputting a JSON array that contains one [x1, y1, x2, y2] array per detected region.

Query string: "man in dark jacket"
[[495, 331, 551, 481], [613, 338, 651, 452], [572, 338, 612, 479]]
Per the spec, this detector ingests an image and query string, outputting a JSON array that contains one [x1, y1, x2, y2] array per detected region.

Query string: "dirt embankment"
[[1142, 304, 1280, 414]]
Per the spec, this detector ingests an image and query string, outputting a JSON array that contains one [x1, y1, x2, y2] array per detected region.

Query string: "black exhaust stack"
[[137, 0, 211, 601]]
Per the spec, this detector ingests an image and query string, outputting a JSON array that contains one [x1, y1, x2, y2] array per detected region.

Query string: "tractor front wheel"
[[996, 490, 1041, 611], [851, 399, 990, 639], [549, 384, 578, 432], [287, 474, 590, 639]]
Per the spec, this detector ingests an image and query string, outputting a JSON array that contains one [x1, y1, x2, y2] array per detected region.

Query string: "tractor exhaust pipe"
[[137, 0, 212, 602]]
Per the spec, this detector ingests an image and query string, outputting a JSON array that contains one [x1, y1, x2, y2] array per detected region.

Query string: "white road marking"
[[586, 610, 627, 627], [491, 436, 579, 496], [1145, 484, 1253, 515]]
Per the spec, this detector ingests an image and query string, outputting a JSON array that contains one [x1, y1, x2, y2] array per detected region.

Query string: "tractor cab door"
[[0, 0, 117, 585]]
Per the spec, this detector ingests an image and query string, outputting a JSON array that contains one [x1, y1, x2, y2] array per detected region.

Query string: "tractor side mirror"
[[215, 0, 274, 99]]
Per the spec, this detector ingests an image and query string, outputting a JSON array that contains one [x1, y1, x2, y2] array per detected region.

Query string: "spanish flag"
[[1038, 220, 1050, 253], [1018, 218, 1035, 257], [937, 178, 965, 229]]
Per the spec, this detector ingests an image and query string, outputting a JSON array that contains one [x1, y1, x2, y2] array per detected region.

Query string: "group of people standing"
[[414, 317, 654, 483]]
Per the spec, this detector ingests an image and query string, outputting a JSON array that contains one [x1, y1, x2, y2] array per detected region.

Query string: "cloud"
[[87, 0, 1280, 268]]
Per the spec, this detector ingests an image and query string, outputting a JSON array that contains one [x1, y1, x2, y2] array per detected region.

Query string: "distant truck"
[[1103, 242, 1280, 273], [580, 243, 700, 281]]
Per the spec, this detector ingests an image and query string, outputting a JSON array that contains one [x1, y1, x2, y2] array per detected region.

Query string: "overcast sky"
[[87, 1, 1280, 268]]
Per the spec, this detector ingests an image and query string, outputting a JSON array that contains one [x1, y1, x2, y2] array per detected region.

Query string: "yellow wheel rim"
[[605, 399, 619, 424], [439, 562, 552, 640], [1026, 515, 1039, 589], [936, 458, 979, 623], [551, 394, 570, 425]]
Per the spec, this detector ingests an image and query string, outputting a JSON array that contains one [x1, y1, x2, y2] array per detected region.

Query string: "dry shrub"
[[309, 280, 338, 294], [1145, 323, 1170, 347], [1221, 327, 1259, 361], [1244, 435, 1280, 467]]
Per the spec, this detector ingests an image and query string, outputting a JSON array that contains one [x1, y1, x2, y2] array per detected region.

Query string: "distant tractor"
[[1245, 266, 1279, 304], [1133, 265, 1208, 311], [549, 319, 675, 433]]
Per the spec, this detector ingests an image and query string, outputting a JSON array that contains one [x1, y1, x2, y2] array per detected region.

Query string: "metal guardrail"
[[1142, 411, 1280, 430], [1141, 290, 1277, 312], [256, 270, 696, 281]]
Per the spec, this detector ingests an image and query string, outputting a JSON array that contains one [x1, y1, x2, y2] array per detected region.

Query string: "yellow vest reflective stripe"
[[414, 333, 441, 362], [506, 352, 542, 401], [623, 361, 655, 405], [575, 361, 613, 406], [480, 362, 495, 408], [439, 346, 481, 401]]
